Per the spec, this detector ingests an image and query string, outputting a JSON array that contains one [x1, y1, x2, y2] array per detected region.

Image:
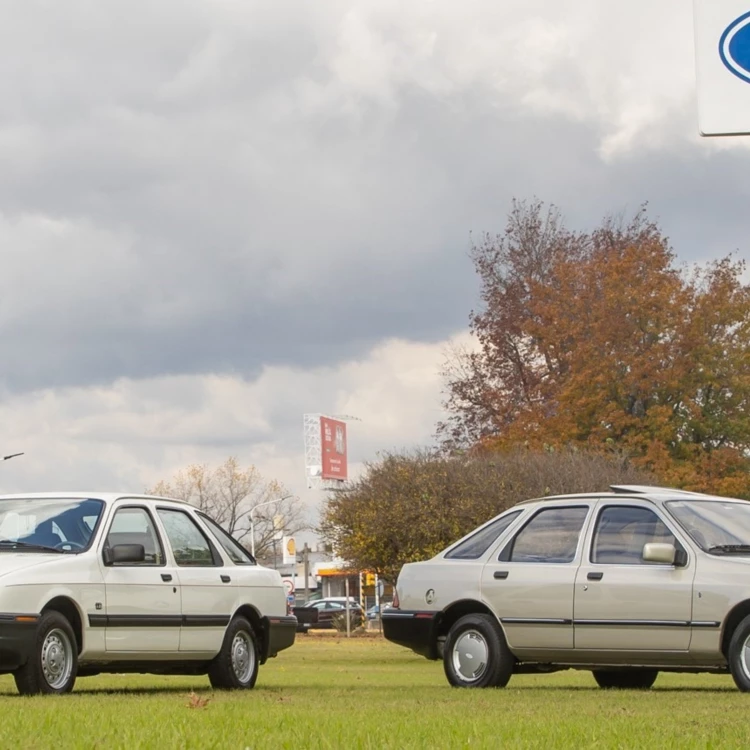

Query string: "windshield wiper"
[[0, 540, 63, 553], [707, 544, 750, 555]]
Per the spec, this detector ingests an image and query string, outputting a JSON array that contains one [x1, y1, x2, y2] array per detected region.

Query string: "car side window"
[[157, 509, 219, 567], [196, 512, 255, 565], [502, 506, 589, 564], [445, 511, 522, 560], [105, 507, 164, 566], [592, 506, 678, 565]]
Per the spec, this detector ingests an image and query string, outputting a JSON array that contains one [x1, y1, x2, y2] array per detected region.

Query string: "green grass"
[[1, 635, 748, 749]]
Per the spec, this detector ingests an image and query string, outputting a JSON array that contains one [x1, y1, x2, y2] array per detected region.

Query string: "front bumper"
[[382, 609, 440, 660], [0, 614, 39, 672], [262, 615, 297, 662]]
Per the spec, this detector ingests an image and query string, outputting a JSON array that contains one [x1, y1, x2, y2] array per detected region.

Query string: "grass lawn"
[[1, 634, 748, 749]]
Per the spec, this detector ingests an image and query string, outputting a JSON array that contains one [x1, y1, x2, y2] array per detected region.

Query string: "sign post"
[[374, 573, 381, 632], [345, 576, 351, 638]]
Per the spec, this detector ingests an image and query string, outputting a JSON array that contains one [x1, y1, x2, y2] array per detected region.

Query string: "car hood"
[[0, 553, 65, 578]]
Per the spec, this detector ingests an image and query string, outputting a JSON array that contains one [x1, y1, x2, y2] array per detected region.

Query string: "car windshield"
[[666, 499, 750, 553], [0, 497, 105, 553]]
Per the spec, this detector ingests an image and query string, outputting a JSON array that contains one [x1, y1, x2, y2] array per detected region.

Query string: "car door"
[[481, 503, 594, 653], [99, 505, 182, 652], [573, 502, 695, 651], [156, 507, 236, 653], [196, 511, 281, 621]]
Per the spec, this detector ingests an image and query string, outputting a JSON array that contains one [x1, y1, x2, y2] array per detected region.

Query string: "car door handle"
[[221, 575, 231, 583], [587, 572, 603, 581], [161, 574, 172, 582], [494, 571, 509, 580]]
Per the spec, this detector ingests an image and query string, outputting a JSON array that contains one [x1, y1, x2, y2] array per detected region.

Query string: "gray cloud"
[[0, 0, 748, 402]]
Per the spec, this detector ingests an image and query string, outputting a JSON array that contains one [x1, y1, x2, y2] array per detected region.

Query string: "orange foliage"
[[442, 201, 750, 497]]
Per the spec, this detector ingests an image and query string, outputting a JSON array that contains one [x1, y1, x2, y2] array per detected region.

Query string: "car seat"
[[23, 520, 63, 548]]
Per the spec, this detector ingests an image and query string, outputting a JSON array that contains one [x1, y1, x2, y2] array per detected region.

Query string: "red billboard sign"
[[320, 416, 347, 481]]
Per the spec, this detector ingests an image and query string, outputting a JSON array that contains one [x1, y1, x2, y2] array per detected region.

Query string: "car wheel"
[[14, 610, 78, 696], [592, 669, 658, 689], [443, 613, 514, 688], [727, 614, 750, 691], [208, 616, 260, 690]]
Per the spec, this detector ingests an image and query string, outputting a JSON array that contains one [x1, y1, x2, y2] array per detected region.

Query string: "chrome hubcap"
[[452, 629, 489, 682], [741, 634, 750, 680], [41, 628, 73, 690], [231, 631, 255, 683]]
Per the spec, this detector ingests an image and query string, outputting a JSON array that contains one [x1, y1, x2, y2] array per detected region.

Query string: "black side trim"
[[182, 615, 230, 627], [88, 614, 230, 628], [496, 618, 721, 629], [574, 619, 690, 628]]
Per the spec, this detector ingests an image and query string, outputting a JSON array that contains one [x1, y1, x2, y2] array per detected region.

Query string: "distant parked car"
[[0, 492, 297, 695], [366, 603, 393, 621], [298, 598, 364, 632], [383, 485, 750, 692]]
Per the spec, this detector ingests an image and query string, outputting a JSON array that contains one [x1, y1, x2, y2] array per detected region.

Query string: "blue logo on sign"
[[720, 11, 750, 83]]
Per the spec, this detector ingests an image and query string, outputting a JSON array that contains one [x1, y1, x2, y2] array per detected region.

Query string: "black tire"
[[208, 616, 260, 690], [14, 610, 78, 696], [592, 669, 658, 690], [727, 614, 750, 691], [443, 613, 514, 688]]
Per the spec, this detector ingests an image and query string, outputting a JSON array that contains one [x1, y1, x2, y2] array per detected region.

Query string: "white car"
[[383, 485, 750, 691], [0, 492, 297, 695]]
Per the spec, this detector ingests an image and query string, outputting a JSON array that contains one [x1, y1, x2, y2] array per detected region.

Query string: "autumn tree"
[[441, 200, 750, 497], [149, 457, 308, 563], [320, 449, 652, 582]]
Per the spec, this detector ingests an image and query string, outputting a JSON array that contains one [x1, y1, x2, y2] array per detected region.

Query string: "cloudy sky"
[[0, 0, 748, 531]]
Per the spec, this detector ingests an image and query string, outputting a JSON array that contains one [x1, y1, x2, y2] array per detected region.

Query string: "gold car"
[[383, 485, 750, 690]]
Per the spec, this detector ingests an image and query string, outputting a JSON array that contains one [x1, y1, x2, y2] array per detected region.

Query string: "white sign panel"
[[695, 1, 750, 135]]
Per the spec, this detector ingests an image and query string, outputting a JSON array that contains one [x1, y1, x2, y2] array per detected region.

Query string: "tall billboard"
[[694, 0, 750, 135], [320, 416, 348, 481]]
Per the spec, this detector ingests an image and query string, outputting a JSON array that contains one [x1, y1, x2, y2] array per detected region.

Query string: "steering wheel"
[[54, 540, 86, 550]]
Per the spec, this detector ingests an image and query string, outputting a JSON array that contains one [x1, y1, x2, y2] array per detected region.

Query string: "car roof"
[[0, 492, 189, 505], [517, 485, 737, 506]]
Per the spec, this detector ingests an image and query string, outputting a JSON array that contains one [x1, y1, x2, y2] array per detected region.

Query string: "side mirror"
[[103, 543, 146, 565], [642, 542, 676, 565]]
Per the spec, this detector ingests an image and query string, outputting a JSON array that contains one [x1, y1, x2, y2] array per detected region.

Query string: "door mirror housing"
[[103, 543, 146, 566], [642, 542, 676, 565]]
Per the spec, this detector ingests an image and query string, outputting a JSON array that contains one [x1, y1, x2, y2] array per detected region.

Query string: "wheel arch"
[[436, 599, 506, 647], [42, 596, 84, 655], [721, 599, 750, 658], [230, 604, 266, 662]]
